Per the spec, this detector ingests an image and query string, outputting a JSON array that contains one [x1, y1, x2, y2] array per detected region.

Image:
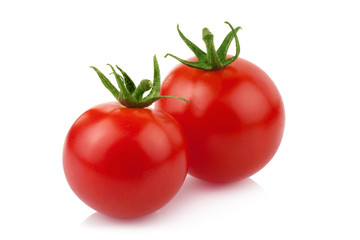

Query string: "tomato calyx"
[[90, 55, 188, 108], [165, 22, 241, 71]]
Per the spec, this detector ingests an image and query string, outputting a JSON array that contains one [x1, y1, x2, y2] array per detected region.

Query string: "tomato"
[[63, 56, 188, 218], [63, 102, 188, 218], [155, 23, 284, 183], [156, 57, 284, 183]]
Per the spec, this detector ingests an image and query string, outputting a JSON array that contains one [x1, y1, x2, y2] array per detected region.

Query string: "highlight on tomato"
[[63, 56, 188, 219], [156, 22, 285, 183]]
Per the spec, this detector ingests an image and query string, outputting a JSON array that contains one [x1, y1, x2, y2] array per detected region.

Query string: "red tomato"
[[156, 56, 285, 183], [63, 102, 188, 218]]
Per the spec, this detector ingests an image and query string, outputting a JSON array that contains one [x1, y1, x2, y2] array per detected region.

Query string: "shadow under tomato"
[[81, 210, 161, 227], [81, 175, 264, 227], [160, 175, 264, 215]]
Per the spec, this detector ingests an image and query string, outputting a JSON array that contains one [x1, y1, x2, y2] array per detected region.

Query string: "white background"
[[1, 0, 359, 239]]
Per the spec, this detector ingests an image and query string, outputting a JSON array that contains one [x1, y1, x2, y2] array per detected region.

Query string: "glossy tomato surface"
[[63, 102, 188, 218], [156, 57, 285, 183]]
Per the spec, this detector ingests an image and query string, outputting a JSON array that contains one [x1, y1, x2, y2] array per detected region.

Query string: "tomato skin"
[[63, 102, 188, 218], [156, 57, 285, 183]]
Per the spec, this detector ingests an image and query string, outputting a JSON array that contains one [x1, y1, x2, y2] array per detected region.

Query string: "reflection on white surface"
[[81, 211, 161, 227], [81, 176, 264, 227]]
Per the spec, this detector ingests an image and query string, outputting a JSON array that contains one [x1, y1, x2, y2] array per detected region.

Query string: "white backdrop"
[[1, 0, 359, 239]]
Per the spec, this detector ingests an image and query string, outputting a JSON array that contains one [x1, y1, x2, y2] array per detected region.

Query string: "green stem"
[[202, 28, 223, 70], [132, 79, 153, 101], [165, 22, 241, 71], [91, 55, 188, 108]]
